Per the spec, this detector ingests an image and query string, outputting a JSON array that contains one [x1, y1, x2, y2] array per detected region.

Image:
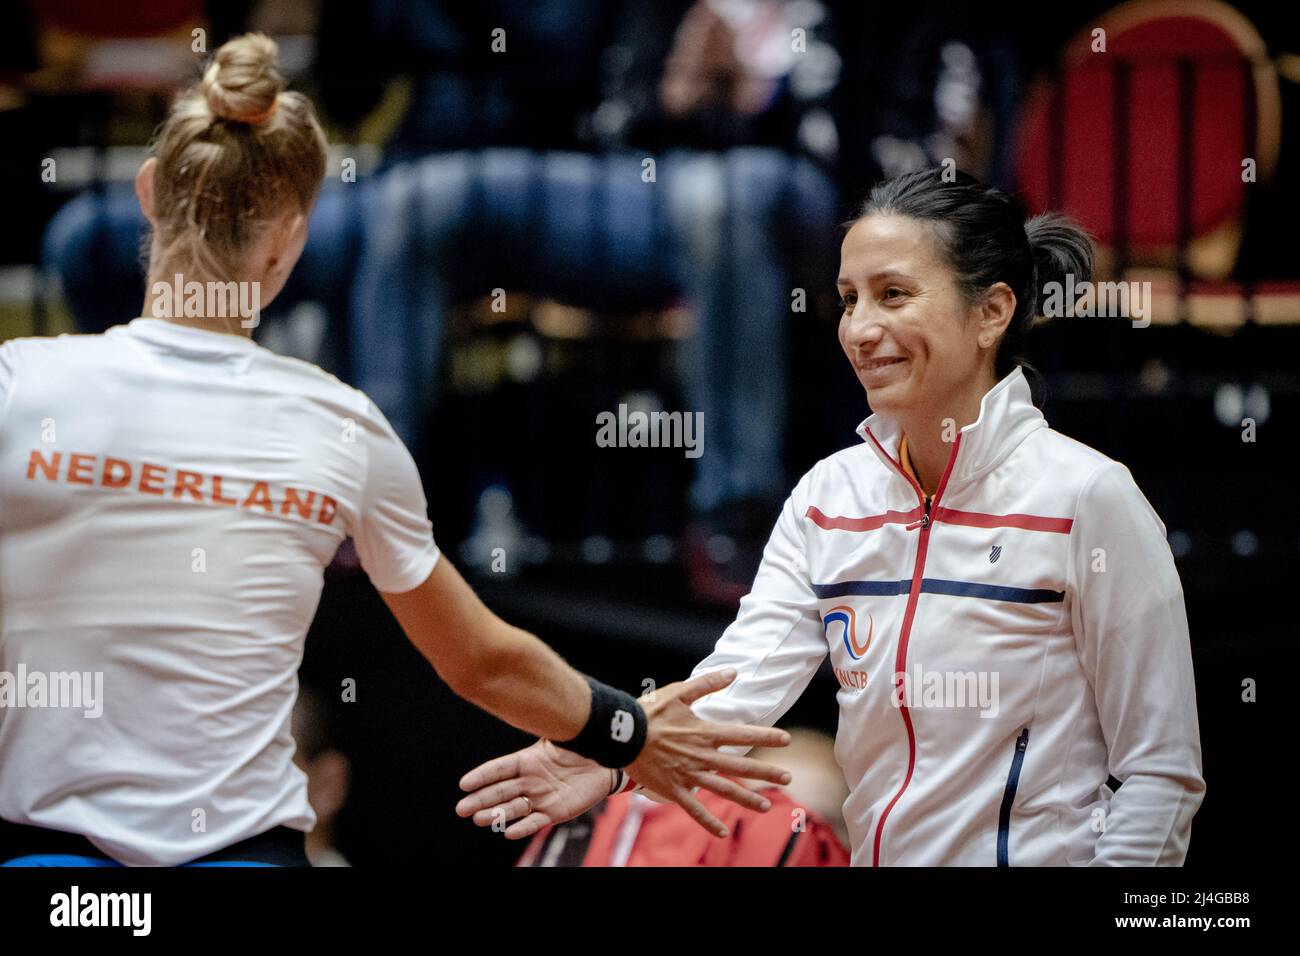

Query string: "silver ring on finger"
[[521, 795, 533, 817]]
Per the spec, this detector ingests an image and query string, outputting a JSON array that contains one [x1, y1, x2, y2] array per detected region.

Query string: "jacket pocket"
[[996, 727, 1030, 866]]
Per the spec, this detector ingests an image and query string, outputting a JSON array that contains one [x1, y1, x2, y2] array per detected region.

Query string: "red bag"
[[517, 785, 849, 867]]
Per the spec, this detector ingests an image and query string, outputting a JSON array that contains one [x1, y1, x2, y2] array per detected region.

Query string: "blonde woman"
[[0, 33, 790, 867]]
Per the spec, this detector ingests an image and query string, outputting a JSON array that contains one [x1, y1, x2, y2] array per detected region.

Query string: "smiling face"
[[836, 214, 992, 419]]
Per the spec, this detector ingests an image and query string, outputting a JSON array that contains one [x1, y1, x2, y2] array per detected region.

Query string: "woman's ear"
[[265, 210, 308, 278], [283, 211, 308, 257], [252, 210, 310, 306], [977, 281, 1016, 349], [135, 157, 158, 225]]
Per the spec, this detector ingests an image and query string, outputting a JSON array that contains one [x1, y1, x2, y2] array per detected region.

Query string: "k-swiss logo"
[[989, 544, 1002, 564], [610, 709, 633, 743]]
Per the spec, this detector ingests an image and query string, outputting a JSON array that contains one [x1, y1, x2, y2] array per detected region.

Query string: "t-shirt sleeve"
[[351, 395, 440, 593]]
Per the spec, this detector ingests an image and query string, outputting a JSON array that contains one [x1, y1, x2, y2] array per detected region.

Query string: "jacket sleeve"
[[687, 469, 829, 747], [1067, 461, 1206, 865]]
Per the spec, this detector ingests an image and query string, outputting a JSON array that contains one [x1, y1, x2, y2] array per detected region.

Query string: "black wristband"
[[557, 675, 648, 769]]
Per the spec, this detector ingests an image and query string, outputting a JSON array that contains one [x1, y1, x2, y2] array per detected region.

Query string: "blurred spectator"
[[516, 726, 849, 866], [317, 0, 614, 158], [830, 0, 1028, 200], [322, 0, 841, 603], [292, 685, 353, 867], [41, 180, 362, 380]]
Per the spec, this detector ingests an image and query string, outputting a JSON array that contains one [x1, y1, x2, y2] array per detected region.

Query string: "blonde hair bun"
[[200, 32, 284, 126], [148, 30, 326, 280]]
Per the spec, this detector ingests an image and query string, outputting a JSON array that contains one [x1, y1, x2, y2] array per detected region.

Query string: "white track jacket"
[[689, 367, 1205, 866]]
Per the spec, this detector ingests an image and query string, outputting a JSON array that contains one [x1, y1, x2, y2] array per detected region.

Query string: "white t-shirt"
[[0, 317, 440, 865]]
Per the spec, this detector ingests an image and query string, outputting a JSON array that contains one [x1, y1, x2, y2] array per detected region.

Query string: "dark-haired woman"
[[457, 168, 1205, 866]]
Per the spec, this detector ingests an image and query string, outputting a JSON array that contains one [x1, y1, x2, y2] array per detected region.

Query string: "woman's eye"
[[839, 295, 856, 311], [883, 287, 906, 300]]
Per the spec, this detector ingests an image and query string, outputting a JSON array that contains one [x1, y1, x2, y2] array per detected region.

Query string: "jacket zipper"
[[865, 430, 962, 866], [997, 727, 1031, 866]]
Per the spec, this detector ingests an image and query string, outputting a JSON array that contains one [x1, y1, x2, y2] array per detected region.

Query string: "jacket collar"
[[856, 366, 1047, 490]]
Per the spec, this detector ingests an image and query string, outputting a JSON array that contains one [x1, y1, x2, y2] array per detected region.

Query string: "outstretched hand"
[[456, 669, 794, 839], [624, 668, 792, 837], [456, 739, 613, 840]]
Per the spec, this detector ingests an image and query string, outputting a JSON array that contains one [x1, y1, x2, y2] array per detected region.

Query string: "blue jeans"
[[41, 183, 361, 378], [350, 147, 839, 515]]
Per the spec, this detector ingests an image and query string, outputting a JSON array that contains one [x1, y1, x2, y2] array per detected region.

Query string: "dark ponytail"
[[856, 168, 1094, 408], [1025, 211, 1095, 317]]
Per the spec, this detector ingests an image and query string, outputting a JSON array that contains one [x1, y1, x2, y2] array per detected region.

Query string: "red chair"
[[1016, 0, 1282, 282]]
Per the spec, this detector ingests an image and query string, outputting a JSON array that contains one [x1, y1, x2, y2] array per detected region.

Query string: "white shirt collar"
[[856, 366, 1047, 488], [118, 317, 262, 353]]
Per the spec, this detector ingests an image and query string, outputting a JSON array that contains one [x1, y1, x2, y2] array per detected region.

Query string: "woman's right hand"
[[625, 668, 792, 836]]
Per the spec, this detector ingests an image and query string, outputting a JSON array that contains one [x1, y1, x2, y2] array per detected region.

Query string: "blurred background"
[[0, 0, 1294, 866]]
